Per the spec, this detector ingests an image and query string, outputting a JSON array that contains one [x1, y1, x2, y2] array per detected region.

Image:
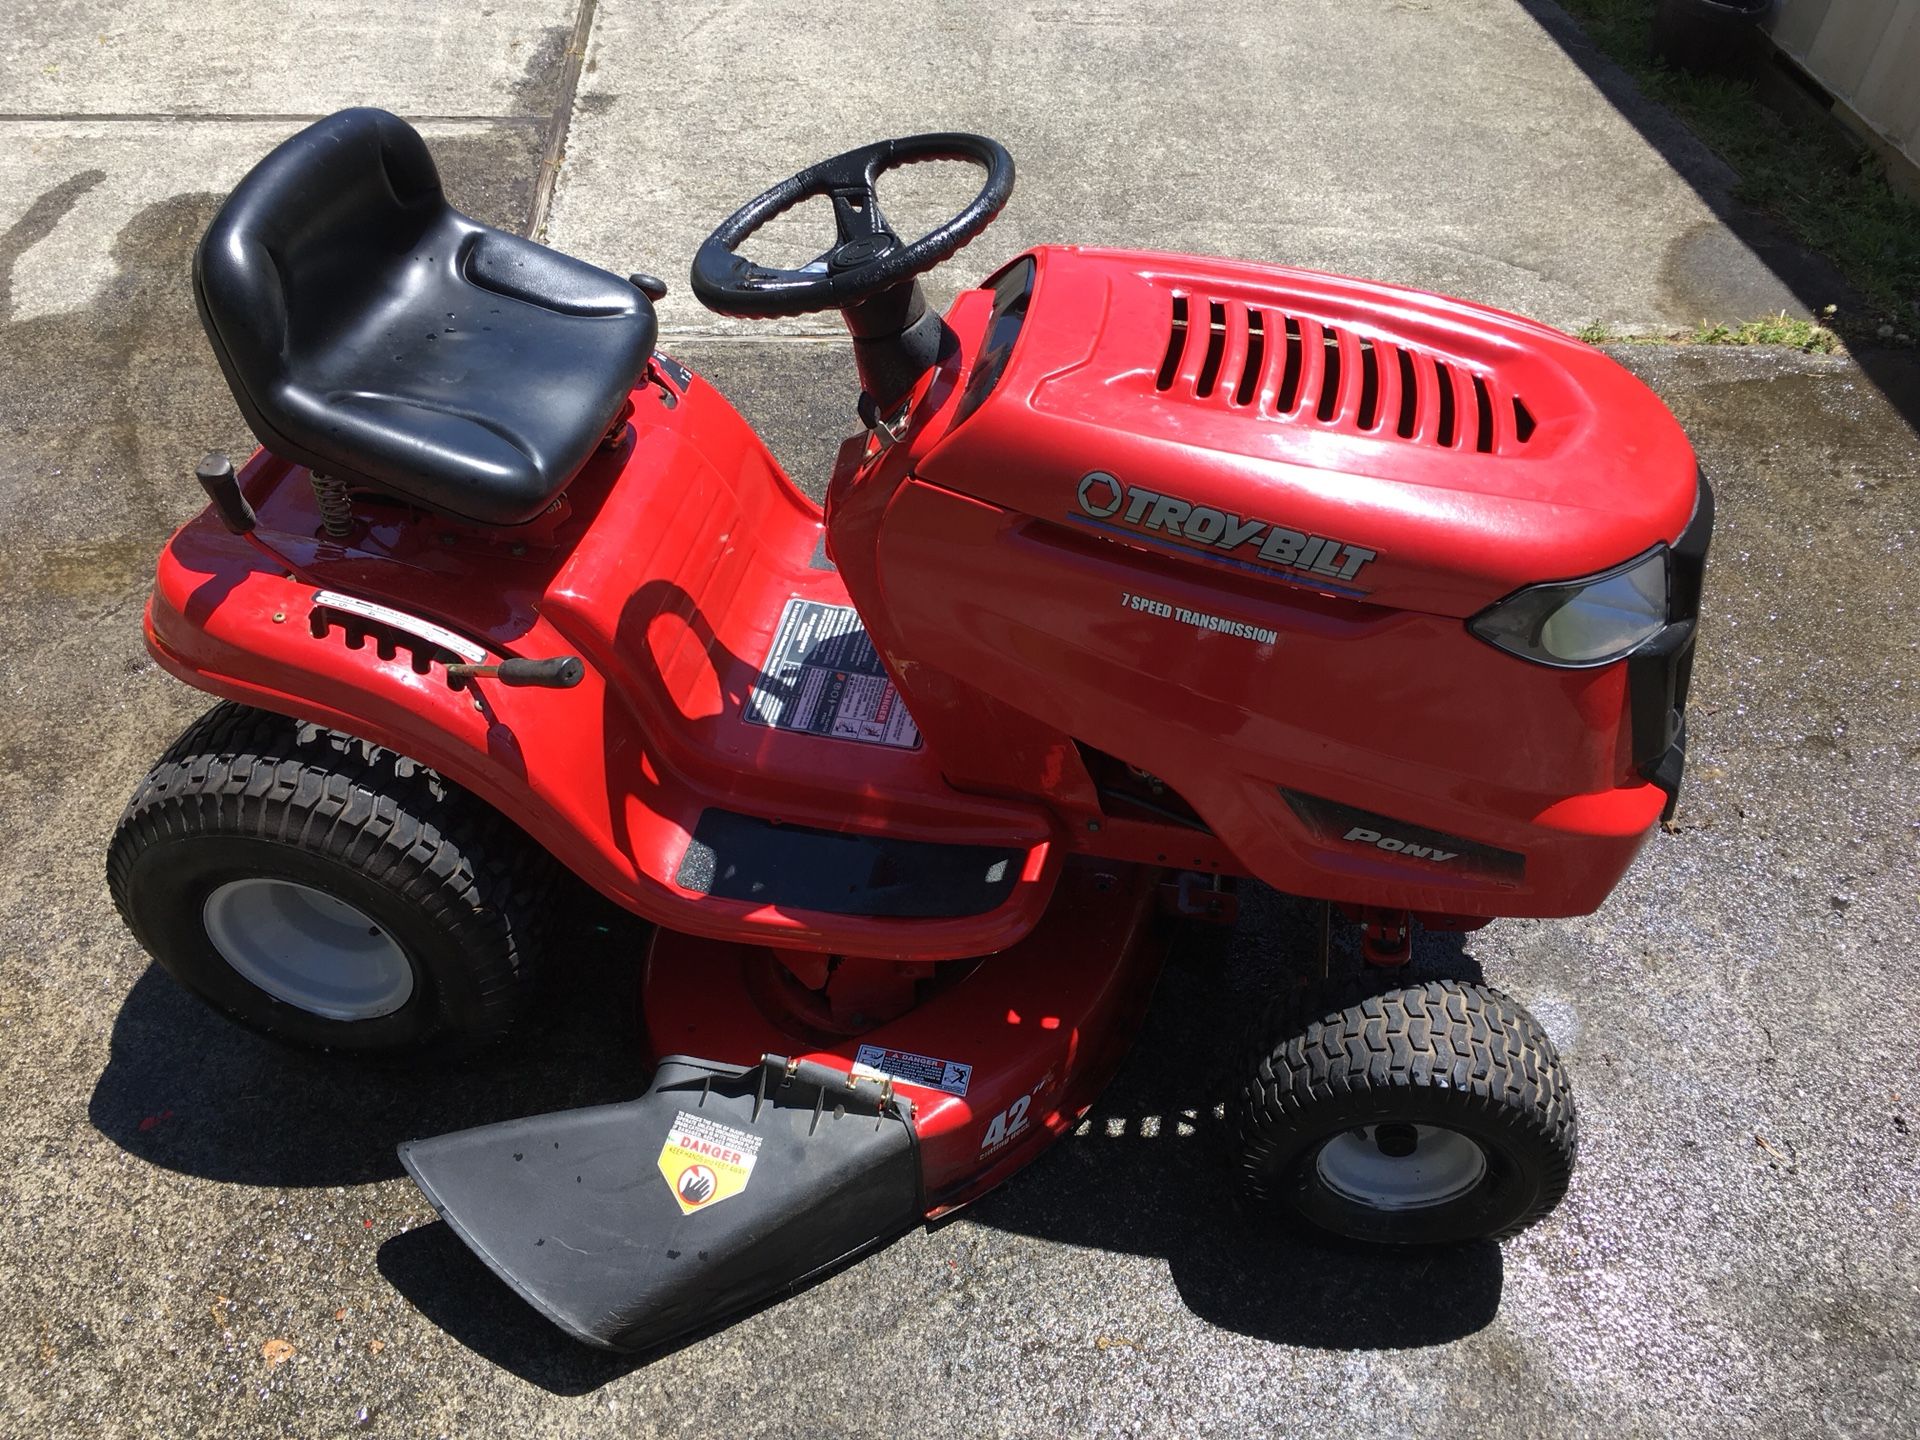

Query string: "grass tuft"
[[1688, 312, 1838, 353], [1573, 310, 1840, 352]]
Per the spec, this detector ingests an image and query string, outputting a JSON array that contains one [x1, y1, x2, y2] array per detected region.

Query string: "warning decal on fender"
[[745, 597, 922, 750], [657, 1111, 762, 1216], [852, 1044, 973, 1097]]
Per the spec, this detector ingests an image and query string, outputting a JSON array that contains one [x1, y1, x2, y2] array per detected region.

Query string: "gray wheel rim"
[[202, 877, 414, 1021], [1314, 1124, 1488, 1212]]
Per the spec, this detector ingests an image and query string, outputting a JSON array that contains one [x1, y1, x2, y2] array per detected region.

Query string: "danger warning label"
[[853, 1044, 974, 1097], [657, 1111, 763, 1216], [745, 598, 922, 750]]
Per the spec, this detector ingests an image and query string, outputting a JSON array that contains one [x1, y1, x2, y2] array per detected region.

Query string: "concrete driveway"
[[1, 3, 1915, 1436]]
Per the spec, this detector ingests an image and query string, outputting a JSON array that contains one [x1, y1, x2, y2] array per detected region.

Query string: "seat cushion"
[[193, 109, 657, 525]]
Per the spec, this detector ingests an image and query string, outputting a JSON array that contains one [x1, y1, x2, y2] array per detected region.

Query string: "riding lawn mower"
[[107, 109, 1709, 1352]]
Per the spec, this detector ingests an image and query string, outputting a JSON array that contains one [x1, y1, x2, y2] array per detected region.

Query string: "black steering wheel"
[[690, 133, 1015, 320]]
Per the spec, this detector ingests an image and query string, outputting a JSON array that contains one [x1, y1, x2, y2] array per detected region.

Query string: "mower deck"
[[402, 858, 1168, 1351], [644, 857, 1170, 1209]]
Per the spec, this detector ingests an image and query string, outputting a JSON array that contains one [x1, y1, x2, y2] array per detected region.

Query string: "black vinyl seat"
[[194, 108, 657, 526]]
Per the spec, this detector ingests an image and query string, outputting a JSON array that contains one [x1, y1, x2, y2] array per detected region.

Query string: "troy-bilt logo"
[[1075, 471, 1377, 587], [1344, 825, 1459, 863]]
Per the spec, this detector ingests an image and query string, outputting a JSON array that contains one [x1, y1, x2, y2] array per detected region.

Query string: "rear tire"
[[1229, 977, 1576, 1245], [107, 703, 554, 1056]]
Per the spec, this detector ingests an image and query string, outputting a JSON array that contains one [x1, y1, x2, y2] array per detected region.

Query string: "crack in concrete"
[[0, 113, 550, 125], [527, 0, 600, 240]]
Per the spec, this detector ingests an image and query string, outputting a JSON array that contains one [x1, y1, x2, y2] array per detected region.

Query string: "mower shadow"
[[958, 886, 1505, 1351], [378, 1217, 773, 1392], [86, 878, 652, 1189], [377, 1221, 640, 1391]]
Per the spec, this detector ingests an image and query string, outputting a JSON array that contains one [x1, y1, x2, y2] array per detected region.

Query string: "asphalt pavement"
[[1, 3, 1915, 1437]]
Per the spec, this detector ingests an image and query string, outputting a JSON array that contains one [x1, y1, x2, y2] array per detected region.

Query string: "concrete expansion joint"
[[0, 112, 551, 125]]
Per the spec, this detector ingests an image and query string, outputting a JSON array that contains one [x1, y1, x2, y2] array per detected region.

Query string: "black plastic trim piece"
[[652, 350, 692, 390], [675, 809, 1021, 918], [952, 254, 1037, 429], [1280, 788, 1526, 883], [1630, 471, 1714, 818], [1627, 618, 1695, 770]]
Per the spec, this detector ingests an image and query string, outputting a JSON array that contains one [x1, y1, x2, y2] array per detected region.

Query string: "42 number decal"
[[978, 1095, 1031, 1156], [977, 1067, 1058, 1157]]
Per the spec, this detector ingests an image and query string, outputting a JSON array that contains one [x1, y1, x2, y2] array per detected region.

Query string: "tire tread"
[[106, 702, 552, 1049], [1231, 977, 1577, 1241]]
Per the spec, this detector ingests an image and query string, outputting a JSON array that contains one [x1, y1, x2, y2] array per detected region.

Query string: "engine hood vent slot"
[[1152, 290, 1529, 456], [1155, 295, 1188, 390]]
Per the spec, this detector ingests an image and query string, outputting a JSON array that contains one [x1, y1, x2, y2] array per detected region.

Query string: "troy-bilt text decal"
[[657, 1111, 763, 1216], [1074, 471, 1377, 589], [1121, 590, 1277, 645]]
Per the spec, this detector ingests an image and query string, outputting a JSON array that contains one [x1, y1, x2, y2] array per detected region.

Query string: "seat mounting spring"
[[311, 473, 353, 538]]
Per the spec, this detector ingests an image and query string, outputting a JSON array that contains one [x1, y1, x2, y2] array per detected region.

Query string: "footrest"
[[676, 808, 1022, 918], [399, 1055, 922, 1352]]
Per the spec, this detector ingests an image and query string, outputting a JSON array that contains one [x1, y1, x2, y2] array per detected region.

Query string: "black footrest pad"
[[675, 808, 1020, 918]]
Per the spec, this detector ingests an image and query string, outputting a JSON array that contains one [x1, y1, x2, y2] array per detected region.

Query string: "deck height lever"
[[445, 656, 585, 689]]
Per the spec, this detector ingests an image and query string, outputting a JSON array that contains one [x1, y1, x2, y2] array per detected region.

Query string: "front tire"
[[1229, 978, 1577, 1245], [107, 703, 554, 1055]]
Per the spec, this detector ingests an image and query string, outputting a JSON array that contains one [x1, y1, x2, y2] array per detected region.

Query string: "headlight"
[[1468, 548, 1670, 667]]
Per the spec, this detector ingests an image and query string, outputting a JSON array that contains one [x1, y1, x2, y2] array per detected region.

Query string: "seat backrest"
[[194, 108, 446, 399]]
